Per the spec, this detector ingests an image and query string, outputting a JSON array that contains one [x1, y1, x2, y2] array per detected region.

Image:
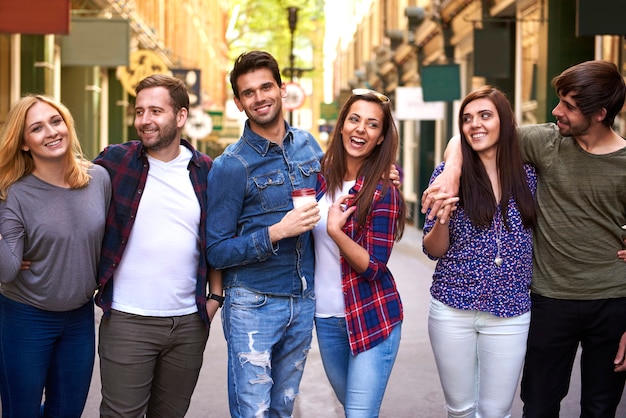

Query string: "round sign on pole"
[[283, 82, 306, 111], [184, 107, 213, 140]]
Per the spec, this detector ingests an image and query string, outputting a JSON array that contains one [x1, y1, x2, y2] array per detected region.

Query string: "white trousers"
[[428, 298, 530, 418]]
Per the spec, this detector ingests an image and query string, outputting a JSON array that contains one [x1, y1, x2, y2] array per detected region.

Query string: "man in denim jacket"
[[205, 51, 323, 417]]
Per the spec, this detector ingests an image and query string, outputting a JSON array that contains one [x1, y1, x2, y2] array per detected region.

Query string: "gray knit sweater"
[[0, 165, 111, 311]]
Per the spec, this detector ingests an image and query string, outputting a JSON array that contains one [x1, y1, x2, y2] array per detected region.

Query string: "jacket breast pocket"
[[253, 171, 290, 211], [297, 158, 321, 178]]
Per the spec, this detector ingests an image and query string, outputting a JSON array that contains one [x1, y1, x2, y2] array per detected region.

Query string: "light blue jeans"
[[428, 298, 530, 418], [314, 316, 401, 418], [222, 287, 315, 418]]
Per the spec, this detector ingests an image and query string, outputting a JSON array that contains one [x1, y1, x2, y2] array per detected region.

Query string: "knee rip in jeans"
[[284, 388, 297, 404], [255, 400, 270, 417], [294, 348, 309, 371], [238, 349, 272, 385], [447, 403, 476, 418], [237, 331, 273, 385]]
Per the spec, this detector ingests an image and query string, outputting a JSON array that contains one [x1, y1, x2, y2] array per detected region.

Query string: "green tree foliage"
[[226, 0, 324, 77]]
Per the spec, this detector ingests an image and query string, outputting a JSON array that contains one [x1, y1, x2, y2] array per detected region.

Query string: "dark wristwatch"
[[208, 293, 225, 308]]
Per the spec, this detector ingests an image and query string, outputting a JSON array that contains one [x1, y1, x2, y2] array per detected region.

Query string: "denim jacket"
[[206, 121, 323, 297]]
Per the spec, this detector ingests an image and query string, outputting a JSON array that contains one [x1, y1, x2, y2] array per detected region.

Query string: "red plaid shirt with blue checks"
[[93, 139, 213, 327], [316, 174, 404, 355]]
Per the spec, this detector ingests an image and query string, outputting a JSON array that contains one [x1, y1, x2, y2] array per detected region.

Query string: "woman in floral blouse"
[[423, 86, 537, 417]]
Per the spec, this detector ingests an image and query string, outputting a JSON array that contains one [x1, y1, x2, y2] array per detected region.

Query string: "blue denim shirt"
[[206, 121, 323, 297]]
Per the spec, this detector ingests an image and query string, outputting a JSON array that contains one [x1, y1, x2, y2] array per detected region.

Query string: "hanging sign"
[[283, 82, 306, 111]]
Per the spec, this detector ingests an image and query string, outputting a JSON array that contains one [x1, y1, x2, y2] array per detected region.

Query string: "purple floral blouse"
[[422, 163, 537, 318]]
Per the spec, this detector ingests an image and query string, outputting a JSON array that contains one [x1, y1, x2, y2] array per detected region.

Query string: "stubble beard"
[[139, 121, 178, 152], [248, 101, 283, 129], [558, 117, 592, 138]]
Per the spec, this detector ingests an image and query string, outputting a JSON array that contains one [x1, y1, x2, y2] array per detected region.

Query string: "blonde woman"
[[0, 95, 110, 418]]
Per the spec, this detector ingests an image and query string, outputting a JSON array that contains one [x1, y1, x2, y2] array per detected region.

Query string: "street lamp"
[[283, 6, 314, 127], [288, 6, 298, 82], [287, 6, 298, 126]]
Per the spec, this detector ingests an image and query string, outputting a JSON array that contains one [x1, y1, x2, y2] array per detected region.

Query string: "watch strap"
[[208, 293, 225, 307]]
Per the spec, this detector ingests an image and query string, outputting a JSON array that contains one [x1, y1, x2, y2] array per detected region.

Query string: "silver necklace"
[[494, 211, 503, 267]]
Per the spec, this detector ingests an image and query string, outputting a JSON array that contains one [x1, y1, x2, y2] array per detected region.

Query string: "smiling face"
[[233, 68, 286, 132], [134, 86, 186, 153], [340, 99, 384, 170], [21, 101, 70, 165], [461, 97, 501, 156], [551, 91, 592, 137]]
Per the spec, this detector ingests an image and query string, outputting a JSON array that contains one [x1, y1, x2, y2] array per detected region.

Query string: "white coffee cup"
[[292, 188, 316, 208]]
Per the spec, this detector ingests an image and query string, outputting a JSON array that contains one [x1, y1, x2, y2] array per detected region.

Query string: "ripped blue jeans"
[[222, 287, 315, 418]]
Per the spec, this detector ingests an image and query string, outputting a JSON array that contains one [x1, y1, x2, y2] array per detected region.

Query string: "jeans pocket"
[[228, 287, 268, 309]]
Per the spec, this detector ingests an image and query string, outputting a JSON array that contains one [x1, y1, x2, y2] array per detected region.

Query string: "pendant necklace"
[[494, 210, 503, 267]]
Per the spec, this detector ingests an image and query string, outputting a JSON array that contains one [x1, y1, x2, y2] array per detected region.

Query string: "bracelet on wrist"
[[208, 293, 224, 308]]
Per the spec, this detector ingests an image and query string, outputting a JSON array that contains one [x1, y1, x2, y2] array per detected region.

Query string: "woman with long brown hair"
[[312, 88, 406, 417], [423, 86, 536, 417]]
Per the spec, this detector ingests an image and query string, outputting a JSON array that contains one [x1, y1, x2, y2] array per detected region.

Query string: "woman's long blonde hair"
[[0, 95, 92, 200]]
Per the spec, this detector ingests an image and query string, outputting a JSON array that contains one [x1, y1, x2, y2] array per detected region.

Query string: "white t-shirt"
[[112, 146, 200, 316], [312, 180, 356, 317]]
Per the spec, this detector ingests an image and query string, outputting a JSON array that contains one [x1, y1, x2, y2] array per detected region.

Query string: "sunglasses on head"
[[351, 88, 390, 103]]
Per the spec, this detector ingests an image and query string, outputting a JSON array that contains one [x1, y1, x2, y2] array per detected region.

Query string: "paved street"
[[81, 225, 626, 417]]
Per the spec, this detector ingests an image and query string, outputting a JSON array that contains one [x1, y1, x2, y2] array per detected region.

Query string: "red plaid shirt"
[[317, 175, 404, 355], [94, 139, 213, 327]]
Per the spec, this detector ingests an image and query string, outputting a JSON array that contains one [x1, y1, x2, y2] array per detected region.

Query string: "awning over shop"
[[60, 18, 130, 67], [0, 0, 70, 34]]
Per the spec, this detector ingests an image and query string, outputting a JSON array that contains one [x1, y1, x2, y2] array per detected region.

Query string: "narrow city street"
[[2, 1, 625, 418], [81, 225, 626, 417]]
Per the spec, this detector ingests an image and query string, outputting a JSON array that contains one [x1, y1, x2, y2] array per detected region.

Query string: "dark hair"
[[322, 92, 406, 241], [552, 60, 626, 127], [229, 51, 282, 100], [458, 86, 536, 229], [135, 74, 190, 113]]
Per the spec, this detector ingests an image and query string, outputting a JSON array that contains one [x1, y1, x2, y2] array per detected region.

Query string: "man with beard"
[[94, 74, 221, 417], [421, 60, 626, 417], [205, 50, 323, 418]]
